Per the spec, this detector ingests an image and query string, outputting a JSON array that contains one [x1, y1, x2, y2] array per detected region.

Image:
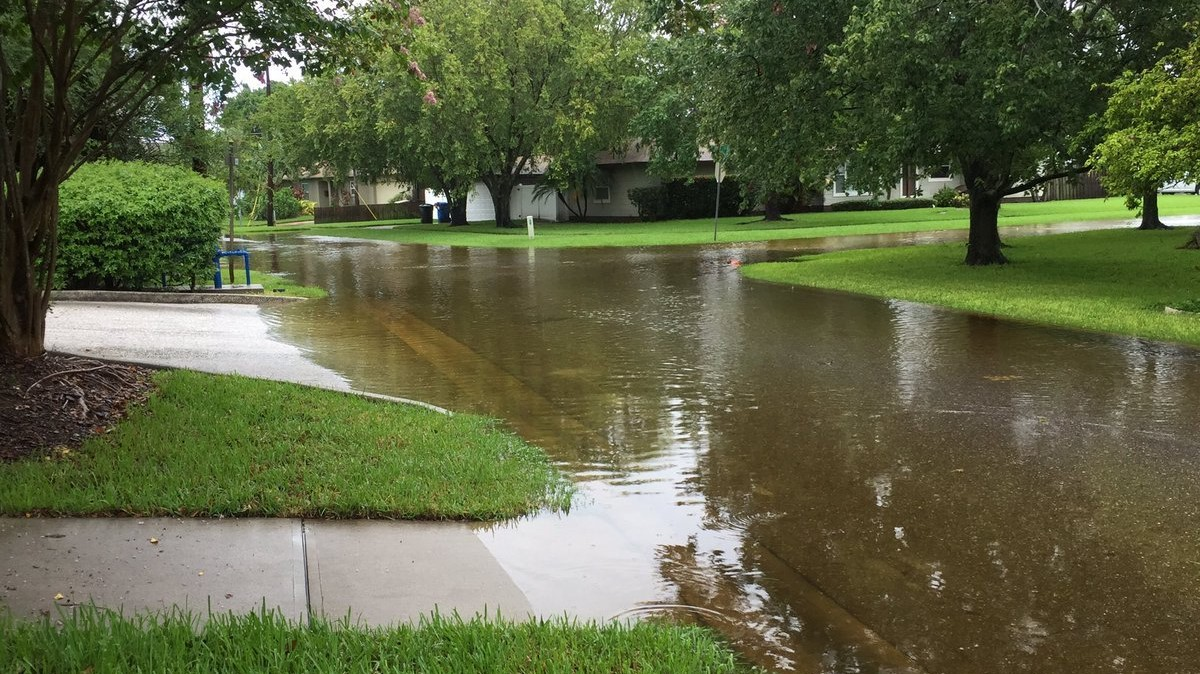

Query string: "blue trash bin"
[[435, 202, 450, 223]]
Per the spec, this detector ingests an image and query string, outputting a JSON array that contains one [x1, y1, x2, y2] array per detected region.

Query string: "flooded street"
[[249, 226, 1200, 673]]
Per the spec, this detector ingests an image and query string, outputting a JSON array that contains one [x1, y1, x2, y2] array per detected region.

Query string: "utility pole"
[[265, 65, 275, 228]]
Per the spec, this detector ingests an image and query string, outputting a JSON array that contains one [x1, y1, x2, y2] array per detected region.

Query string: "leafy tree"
[[696, 0, 852, 220], [626, 13, 705, 182], [1092, 1, 1200, 229], [392, 0, 636, 227], [830, 0, 1116, 265], [0, 0, 337, 359], [222, 80, 329, 220], [1095, 32, 1200, 248]]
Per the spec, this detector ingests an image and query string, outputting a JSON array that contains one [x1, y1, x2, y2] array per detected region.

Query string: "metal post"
[[265, 66, 275, 228], [226, 141, 236, 284], [713, 178, 721, 242]]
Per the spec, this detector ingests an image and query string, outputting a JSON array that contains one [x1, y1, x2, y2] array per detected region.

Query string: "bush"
[[58, 161, 225, 289], [627, 179, 745, 221], [299, 200, 316, 216], [932, 186, 970, 208], [829, 199, 882, 212], [880, 197, 934, 210], [255, 188, 301, 220]]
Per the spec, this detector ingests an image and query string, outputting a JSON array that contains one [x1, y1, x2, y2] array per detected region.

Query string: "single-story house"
[[295, 169, 410, 208]]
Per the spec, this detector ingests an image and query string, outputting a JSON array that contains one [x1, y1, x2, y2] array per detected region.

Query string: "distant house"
[[577, 147, 722, 220], [825, 163, 966, 206], [294, 169, 410, 208], [425, 176, 569, 223]]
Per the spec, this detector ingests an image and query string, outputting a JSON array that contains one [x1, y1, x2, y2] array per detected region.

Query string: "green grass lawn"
[[0, 608, 762, 674], [741, 228, 1200, 347], [244, 269, 327, 298], [235, 214, 314, 231], [242, 196, 1200, 248], [0, 370, 571, 519]]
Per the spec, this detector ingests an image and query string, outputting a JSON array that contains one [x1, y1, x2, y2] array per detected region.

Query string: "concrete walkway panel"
[[305, 521, 532, 625], [0, 518, 306, 622]]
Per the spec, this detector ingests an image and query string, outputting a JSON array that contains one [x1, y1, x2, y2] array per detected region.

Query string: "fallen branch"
[[25, 364, 111, 396]]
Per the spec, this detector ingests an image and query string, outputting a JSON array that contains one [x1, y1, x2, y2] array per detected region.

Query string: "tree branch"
[[1004, 164, 1091, 196]]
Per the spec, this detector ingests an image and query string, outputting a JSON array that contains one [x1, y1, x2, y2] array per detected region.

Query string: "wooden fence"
[[1040, 172, 1107, 201], [314, 202, 423, 224]]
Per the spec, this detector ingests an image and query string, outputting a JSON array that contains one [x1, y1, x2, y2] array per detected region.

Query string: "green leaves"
[[832, 0, 1112, 197], [57, 161, 225, 289], [1095, 30, 1200, 198]]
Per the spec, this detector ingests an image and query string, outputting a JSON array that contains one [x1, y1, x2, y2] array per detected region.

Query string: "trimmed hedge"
[[881, 197, 934, 210], [829, 199, 882, 212], [628, 178, 746, 221], [58, 161, 225, 289]]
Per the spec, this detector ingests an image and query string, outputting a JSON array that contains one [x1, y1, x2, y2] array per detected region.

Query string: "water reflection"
[[249, 229, 1200, 673]]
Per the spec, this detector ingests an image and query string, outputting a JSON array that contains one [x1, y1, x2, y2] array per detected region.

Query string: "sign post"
[[527, 215, 535, 239], [713, 150, 728, 242]]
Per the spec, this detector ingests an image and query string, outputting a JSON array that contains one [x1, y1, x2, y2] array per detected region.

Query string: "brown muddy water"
[[249, 224, 1200, 673]]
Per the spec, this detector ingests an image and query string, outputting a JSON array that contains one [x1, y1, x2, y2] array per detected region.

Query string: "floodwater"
[[249, 222, 1200, 673]]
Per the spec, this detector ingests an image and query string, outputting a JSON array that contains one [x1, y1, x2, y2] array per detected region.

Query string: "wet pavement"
[[240, 221, 1200, 673], [0, 518, 530, 624], [45, 302, 348, 390]]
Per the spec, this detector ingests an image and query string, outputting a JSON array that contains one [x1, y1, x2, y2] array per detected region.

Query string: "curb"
[[48, 352, 454, 417], [52, 290, 306, 306]]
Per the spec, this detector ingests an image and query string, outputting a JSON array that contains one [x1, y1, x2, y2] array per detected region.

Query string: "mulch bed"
[[0, 353, 156, 462]]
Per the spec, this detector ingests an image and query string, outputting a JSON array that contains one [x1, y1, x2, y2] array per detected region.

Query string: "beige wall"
[[586, 165, 661, 219], [824, 173, 966, 205]]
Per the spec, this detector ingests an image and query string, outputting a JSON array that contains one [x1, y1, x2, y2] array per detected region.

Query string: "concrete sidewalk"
[[0, 517, 532, 625], [6, 302, 534, 625], [45, 301, 349, 391]]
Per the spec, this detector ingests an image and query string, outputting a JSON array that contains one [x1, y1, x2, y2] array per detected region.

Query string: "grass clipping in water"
[[0, 370, 572, 519], [0, 608, 760, 673]]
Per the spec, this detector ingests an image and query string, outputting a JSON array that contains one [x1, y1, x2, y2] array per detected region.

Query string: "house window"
[[593, 186, 611, 204], [928, 164, 953, 180], [833, 165, 861, 195]]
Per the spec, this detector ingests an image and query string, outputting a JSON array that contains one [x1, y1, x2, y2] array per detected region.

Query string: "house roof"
[[595, 145, 715, 166]]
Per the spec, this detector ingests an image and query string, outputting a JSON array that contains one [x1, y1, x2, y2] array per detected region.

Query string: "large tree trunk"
[[1, 189, 58, 359], [485, 176, 516, 228], [449, 199, 468, 226], [964, 190, 1007, 266], [763, 193, 783, 222], [1138, 188, 1169, 230]]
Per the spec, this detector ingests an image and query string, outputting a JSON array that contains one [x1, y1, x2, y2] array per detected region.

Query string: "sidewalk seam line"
[[301, 518, 313, 625]]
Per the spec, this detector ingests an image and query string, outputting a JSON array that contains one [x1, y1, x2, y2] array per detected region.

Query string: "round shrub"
[[932, 186, 968, 208], [58, 161, 225, 289], [255, 188, 301, 220]]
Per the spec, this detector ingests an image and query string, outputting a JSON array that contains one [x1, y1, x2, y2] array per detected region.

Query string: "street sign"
[[715, 161, 726, 184]]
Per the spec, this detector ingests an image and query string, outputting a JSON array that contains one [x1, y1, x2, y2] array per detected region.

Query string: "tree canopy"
[[381, 0, 639, 227], [1, 0, 339, 358], [831, 0, 1116, 265], [1094, 30, 1200, 247]]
